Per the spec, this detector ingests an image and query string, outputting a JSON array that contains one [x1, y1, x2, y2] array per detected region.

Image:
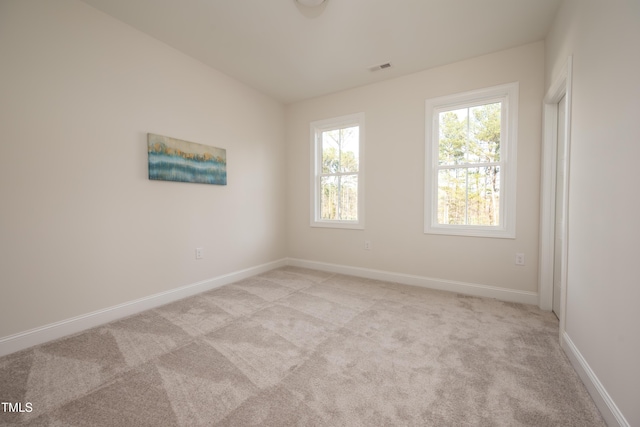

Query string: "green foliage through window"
[[320, 126, 359, 221], [437, 102, 501, 226]]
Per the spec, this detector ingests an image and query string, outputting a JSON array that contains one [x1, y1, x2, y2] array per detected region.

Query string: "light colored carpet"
[[0, 267, 605, 426]]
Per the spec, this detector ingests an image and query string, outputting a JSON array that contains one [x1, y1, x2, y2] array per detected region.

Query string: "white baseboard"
[[3, 257, 627, 425], [562, 332, 629, 427], [0, 257, 539, 357], [0, 258, 287, 357], [287, 258, 538, 305]]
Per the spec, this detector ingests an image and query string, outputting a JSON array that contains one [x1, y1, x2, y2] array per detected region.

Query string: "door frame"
[[539, 56, 573, 338]]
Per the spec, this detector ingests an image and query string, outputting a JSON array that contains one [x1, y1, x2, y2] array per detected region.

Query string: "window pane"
[[437, 168, 466, 225], [340, 126, 359, 173], [340, 175, 358, 220], [438, 108, 468, 165], [312, 113, 364, 228], [321, 130, 340, 173], [320, 175, 358, 221], [426, 83, 516, 237], [469, 102, 501, 163], [467, 166, 500, 225], [320, 176, 339, 220]]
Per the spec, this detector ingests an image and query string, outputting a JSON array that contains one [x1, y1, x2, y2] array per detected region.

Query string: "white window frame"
[[310, 112, 365, 229], [425, 82, 518, 238]]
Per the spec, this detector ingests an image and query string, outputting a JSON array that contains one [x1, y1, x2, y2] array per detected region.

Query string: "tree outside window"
[[437, 103, 501, 226], [311, 113, 365, 229], [425, 83, 518, 238], [320, 126, 359, 221]]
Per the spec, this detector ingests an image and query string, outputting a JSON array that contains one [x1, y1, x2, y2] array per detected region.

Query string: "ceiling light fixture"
[[296, 0, 326, 7]]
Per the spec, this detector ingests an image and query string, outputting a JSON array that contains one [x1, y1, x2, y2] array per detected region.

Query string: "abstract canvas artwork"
[[147, 133, 227, 185]]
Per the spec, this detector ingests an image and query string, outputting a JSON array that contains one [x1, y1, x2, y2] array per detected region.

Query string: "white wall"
[[0, 0, 286, 338], [546, 0, 640, 425], [286, 42, 544, 296]]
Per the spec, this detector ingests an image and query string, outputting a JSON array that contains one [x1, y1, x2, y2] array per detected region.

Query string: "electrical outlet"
[[364, 240, 372, 250], [196, 247, 204, 259], [515, 253, 525, 266]]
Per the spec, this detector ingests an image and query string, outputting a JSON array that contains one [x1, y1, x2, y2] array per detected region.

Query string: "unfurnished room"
[[0, 0, 638, 425]]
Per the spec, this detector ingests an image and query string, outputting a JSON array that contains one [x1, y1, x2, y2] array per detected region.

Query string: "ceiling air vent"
[[369, 62, 392, 72]]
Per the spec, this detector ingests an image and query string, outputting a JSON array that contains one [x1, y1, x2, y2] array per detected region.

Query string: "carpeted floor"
[[0, 266, 605, 426]]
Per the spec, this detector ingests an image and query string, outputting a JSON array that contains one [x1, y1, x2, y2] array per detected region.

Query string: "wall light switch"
[[515, 253, 525, 266], [196, 247, 204, 259]]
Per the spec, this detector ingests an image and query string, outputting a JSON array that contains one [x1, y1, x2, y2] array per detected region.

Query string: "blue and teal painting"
[[148, 133, 227, 185]]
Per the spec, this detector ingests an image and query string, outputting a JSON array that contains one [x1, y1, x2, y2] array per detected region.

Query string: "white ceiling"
[[80, 0, 561, 104]]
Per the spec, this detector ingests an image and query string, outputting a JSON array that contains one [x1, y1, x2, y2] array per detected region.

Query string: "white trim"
[[562, 332, 630, 427], [310, 112, 365, 230], [539, 56, 572, 340], [424, 82, 518, 239], [538, 103, 558, 311], [287, 258, 538, 305], [0, 258, 287, 357]]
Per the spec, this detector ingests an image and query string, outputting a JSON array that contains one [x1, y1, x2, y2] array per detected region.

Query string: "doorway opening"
[[539, 56, 572, 337]]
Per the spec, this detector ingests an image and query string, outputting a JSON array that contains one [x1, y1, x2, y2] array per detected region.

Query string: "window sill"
[[311, 221, 364, 230], [425, 225, 515, 239]]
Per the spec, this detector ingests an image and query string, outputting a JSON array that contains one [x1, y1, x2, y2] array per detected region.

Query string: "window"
[[425, 83, 518, 238], [310, 113, 365, 229]]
